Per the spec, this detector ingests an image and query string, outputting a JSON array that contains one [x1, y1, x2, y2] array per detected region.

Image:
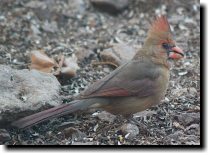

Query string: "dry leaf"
[[60, 67, 77, 77], [173, 121, 185, 130], [63, 54, 80, 70], [29, 51, 80, 85], [54, 54, 80, 84], [58, 54, 80, 78], [30, 50, 56, 73]]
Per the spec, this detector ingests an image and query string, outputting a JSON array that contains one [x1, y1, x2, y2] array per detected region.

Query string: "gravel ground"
[[0, 0, 200, 145]]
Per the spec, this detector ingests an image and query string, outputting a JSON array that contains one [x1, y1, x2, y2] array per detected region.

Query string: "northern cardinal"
[[12, 16, 184, 129]]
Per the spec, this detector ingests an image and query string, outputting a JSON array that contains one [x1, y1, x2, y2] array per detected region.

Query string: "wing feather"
[[79, 60, 160, 99]]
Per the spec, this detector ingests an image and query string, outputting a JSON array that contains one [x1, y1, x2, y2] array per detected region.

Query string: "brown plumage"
[[12, 16, 184, 129]]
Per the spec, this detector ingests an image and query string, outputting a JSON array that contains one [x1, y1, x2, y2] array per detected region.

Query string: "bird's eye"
[[162, 43, 170, 49]]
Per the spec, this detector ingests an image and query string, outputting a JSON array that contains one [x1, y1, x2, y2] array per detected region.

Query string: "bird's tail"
[[11, 100, 92, 129]]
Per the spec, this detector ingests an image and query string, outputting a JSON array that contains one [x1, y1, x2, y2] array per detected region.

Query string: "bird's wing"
[[79, 60, 160, 98]]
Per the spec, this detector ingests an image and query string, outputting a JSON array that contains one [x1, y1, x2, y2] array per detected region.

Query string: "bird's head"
[[144, 16, 184, 60]]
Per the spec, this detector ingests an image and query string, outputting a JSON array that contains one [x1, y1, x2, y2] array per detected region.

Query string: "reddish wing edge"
[[80, 79, 156, 98]]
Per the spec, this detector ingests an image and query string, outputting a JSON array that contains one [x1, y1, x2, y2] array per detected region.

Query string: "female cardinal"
[[12, 16, 184, 129]]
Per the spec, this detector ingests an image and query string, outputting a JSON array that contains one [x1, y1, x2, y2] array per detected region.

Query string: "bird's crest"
[[147, 16, 173, 43]]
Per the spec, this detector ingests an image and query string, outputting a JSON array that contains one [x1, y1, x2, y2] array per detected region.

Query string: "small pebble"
[[0, 129, 11, 143], [120, 123, 139, 139]]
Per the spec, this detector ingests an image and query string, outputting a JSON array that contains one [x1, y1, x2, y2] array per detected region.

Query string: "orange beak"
[[169, 46, 184, 59]]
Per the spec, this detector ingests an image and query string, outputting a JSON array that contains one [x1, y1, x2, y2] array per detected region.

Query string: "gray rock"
[[100, 43, 136, 66], [173, 113, 200, 126], [95, 111, 116, 123], [63, 0, 86, 16], [25, 1, 47, 9], [0, 65, 61, 124], [182, 135, 200, 144], [120, 123, 139, 139], [75, 47, 93, 63], [164, 131, 184, 144], [133, 110, 157, 118], [63, 127, 86, 141], [70, 0, 86, 13], [188, 87, 197, 96], [185, 124, 200, 135], [41, 21, 58, 33], [90, 0, 129, 14], [0, 129, 11, 143], [164, 130, 200, 145]]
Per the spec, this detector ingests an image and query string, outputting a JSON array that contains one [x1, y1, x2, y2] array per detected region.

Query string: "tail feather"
[[11, 100, 90, 129]]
